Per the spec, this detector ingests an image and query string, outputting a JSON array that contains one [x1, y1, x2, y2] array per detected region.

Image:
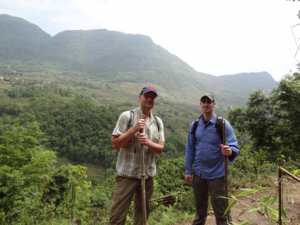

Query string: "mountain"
[[0, 14, 51, 62], [0, 14, 277, 109], [37, 29, 197, 87], [213, 71, 276, 106]]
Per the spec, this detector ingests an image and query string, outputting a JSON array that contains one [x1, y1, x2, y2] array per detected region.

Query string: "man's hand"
[[133, 119, 145, 133], [185, 174, 192, 185], [137, 133, 149, 146], [220, 144, 232, 156], [111, 119, 146, 150], [138, 133, 164, 154]]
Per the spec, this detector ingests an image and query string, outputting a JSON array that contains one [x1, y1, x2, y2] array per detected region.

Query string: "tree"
[[228, 72, 300, 159], [0, 97, 120, 167], [155, 157, 189, 194], [0, 122, 56, 216]]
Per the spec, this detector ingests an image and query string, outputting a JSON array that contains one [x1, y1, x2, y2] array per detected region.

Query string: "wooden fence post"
[[278, 167, 282, 225]]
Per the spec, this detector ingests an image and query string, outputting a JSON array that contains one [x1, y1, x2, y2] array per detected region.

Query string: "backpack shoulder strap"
[[191, 116, 201, 141], [153, 116, 160, 132], [215, 115, 223, 142], [118, 109, 135, 152], [128, 110, 161, 132], [127, 109, 134, 130]]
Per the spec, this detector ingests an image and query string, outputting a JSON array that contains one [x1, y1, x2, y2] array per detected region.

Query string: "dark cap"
[[200, 93, 214, 102], [140, 86, 158, 97]]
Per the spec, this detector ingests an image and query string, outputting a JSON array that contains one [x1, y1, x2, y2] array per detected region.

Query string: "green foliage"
[[43, 165, 73, 211], [89, 172, 116, 219], [293, 169, 299, 176], [0, 101, 21, 117], [0, 122, 56, 220], [0, 121, 95, 224], [53, 84, 93, 100], [159, 133, 186, 159], [5, 84, 50, 98], [181, 122, 190, 133], [231, 144, 272, 174], [228, 72, 300, 160], [232, 221, 250, 225], [148, 204, 194, 225], [0, 14, 50, 62], [155, 158, 189, 194], [0, 97, 120, 167], [69, 165, 92, 219], [224, 186, 293, 225]]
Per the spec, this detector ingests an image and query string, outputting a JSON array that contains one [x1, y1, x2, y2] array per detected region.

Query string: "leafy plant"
[[223, 185, 296, 225]]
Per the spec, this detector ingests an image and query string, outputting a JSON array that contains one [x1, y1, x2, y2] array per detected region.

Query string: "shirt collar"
[[201, 113, 217, 124], [137, 107, 154, 122]]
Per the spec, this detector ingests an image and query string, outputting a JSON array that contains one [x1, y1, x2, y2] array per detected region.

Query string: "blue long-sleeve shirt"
[[185, 113, 240, 179]]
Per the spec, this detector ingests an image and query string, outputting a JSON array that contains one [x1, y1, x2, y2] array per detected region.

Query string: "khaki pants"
[[108, 176, 154, 225]]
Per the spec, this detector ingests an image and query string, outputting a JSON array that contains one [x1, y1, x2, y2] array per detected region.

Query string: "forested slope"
[[0, 98, 119, 167], [0, 14, 51, 61], [0, 80, 189, 169]]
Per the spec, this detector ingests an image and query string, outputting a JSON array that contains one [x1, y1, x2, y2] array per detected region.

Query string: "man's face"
[[139, 92, 157, 110], [200, 96, 215, 114]]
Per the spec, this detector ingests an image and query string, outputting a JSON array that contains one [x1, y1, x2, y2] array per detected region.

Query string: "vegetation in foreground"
[[1, 121, 299, 225], [1, 71, 300, 224]]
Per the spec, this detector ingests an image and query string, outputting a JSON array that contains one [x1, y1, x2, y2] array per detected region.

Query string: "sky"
[[1, 0, 300, 81]]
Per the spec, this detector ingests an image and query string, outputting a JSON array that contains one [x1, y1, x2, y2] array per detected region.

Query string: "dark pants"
[[192, 174, 232, 225]]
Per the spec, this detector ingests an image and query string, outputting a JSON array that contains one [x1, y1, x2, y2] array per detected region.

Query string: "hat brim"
[[143, 90, 158, 97], [200, 95, 213, 101]]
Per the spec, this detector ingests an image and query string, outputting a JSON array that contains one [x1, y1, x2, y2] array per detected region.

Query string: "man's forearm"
[[146, 141, 164, 155], [111, 127, 137, 150], [185, 154, 194, 175]]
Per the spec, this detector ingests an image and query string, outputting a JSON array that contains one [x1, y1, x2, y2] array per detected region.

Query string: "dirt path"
[[172, 176, 300, 225]]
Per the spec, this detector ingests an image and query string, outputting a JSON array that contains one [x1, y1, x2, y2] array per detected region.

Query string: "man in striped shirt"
[[108, 86, 165, 225]]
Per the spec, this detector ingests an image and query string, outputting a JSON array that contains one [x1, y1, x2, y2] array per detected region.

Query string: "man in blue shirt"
[[185, 93, 240, 225]]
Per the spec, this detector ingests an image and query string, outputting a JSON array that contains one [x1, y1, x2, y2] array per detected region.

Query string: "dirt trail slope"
[[172, 176, 300, 225]]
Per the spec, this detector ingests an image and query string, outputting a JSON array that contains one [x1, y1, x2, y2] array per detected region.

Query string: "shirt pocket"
[[147, 125, 159, 143], [152, 133, 159, 143], [207, 128, 222, 160], [124, 139, 132, 149], [123, 136, 136, 152], [127, 120, 134, 131], [207, 128, 219, 144]]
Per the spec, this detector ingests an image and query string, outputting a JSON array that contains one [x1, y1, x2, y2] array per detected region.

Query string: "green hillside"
[[212, 71, 276, 106], [0, 14, 51, 61], [35, 28, 200, 98]]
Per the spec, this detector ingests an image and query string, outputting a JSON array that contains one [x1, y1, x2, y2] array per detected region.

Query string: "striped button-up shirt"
[[112, 107, 165, 179]]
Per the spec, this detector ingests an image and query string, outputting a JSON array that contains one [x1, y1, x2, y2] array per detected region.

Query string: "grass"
[[147, 206, 195, 225]]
